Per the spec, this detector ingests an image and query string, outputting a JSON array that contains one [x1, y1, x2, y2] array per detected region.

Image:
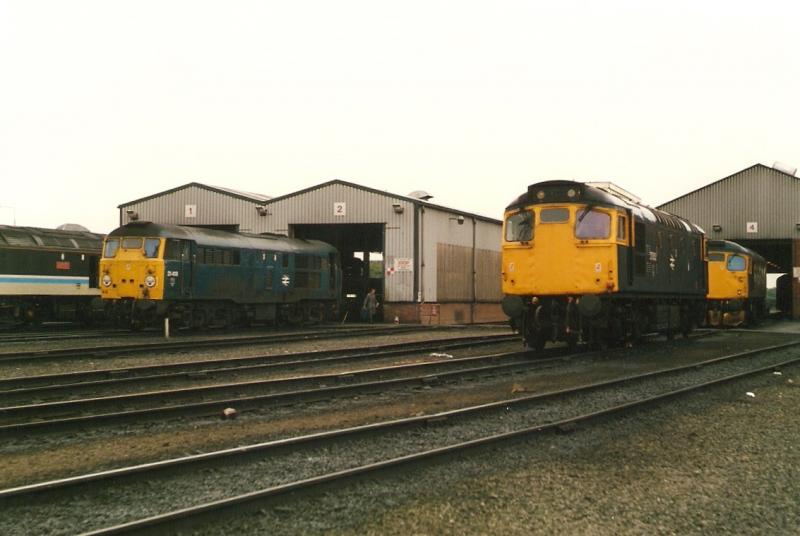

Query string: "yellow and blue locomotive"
[[501, 181, 707, 350], [100, 222, 341, 329], [706, 240, 767, 327]]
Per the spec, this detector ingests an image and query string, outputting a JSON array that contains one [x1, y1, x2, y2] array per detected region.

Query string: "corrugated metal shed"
[[260, 180, 503, 305], [117, 183, 271, 231], [115, 178, 505, 322], [658, 164, 800, 240]]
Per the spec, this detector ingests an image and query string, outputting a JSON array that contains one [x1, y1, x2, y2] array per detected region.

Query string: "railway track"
[[0, 343, 538, 433], [0, 324, 460, 364], [1, 339, 798, 535], [0, 333, 517, 403]]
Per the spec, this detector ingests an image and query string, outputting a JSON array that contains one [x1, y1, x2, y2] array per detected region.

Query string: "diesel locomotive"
[[0, 224, 104, 325], [501, 181, 708, 350], [100, 222, 341, 329], [706, 240, 767, 327]]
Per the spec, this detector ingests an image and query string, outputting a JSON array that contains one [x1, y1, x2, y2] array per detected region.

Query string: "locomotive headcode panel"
[[501, 181, 707, 351]]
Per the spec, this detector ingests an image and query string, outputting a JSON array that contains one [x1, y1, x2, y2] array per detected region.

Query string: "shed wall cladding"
[[119, 186, 265, 231], [659, 166, 800, 240], [424, 209, 503, 303], [264, 183, 416, 302]]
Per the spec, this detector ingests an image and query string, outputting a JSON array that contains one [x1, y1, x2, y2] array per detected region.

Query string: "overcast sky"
[[1, 0, 799, 233]]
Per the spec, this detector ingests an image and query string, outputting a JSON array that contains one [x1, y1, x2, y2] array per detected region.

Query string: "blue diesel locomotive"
[[100, 222, 341, 329]]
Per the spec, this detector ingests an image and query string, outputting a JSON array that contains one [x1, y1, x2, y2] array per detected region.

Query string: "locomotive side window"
[[540, 208, 569, 223], [727, 255, 746, 272], [708, 253, 724, 262], [575, 210, 610, 239], [122, 238, 142, 249], [617, 216, 627, 241], [144, 238, 160, 258], [103, 239, 120, 258], [505, 210, 533, 242]]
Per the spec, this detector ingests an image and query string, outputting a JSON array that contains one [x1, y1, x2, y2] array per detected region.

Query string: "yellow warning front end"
[[707, 250, 748, 327], [99, 236, 165, 301], [502, 204, 623, 297]]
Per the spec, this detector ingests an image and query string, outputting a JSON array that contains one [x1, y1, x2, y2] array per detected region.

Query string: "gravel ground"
[[192, 357, 800, 535], [0, 332, 793, 487], [2, 334, 798, 535], [0, 325, 509, 378]]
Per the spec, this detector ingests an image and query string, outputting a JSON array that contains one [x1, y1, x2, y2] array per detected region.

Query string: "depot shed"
[[118, 182, 272, 233], [658, 162, 800, 318], [117, 179, 505, 324], [256, 180, 504, 324]]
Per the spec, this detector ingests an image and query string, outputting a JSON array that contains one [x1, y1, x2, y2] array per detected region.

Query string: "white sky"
[[1, 0, 799, 233]]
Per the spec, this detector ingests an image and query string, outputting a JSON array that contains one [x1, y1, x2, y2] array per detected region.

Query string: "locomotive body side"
[[0, 225, 103, 324], [100, 222, 340, 328], [706, 240, 767, 326], [501, 181, 707, 350]]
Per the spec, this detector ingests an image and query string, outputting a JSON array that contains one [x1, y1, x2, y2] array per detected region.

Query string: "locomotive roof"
[[108, 222, 337, 254], [707, 240, 765, 262], [506, 180, 705, 235], [0, 224, 104, 252]]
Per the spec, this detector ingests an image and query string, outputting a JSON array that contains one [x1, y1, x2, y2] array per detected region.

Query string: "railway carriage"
[[706, 240, 767, 327], [501, 181, 707, 350], [100, 222, 341, 328], [0, 224, 103, 324]]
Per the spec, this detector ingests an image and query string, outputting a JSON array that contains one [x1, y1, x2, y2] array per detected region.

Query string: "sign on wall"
[[334, 202, 346, 217], [746, 222, 758, 233], [185, 204, 197, 218], [394, 258, 413, 272]]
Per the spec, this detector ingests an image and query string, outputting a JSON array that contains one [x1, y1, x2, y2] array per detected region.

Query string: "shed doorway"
[[291, 223, 385, 322]]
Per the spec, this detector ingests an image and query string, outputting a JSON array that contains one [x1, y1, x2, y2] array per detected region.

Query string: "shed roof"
[[264, 179, 502, 225], [118, 182, 272, 208], [657, 163, 799, 209]]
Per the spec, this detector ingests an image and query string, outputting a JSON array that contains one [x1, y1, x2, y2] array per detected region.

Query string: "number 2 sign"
[[334, 202, 346, 216]]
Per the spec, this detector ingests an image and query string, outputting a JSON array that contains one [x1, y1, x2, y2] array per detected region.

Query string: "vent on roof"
[[585, 182, 641, 204], [773, 162, 797, 176], [57, 223, 90, 232], [408, 190, 433, 201]]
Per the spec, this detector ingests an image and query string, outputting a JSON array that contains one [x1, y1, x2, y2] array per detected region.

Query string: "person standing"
[[362, 288, 379, 323]]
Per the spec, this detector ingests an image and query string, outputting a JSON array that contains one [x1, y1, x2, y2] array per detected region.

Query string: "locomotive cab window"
[[727, 255, 746, 272], [575, 209, 611, 239], [505, 210, 533, 242], [103, 238, 120, 258], [540, 208, 569, 223], [708, 253, 725, 262], [144, 238, 160, 258]]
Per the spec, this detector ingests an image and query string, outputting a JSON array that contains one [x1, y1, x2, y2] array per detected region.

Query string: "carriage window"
[[121, 238, 142, 249], [103, 239, 120, 258], [505, 210, 533, 242], [708, 253, 725, 262], [727, 255, 746, 272], [540, 208, 569, 223], [144, 238, 160, 258], [575, 210, 611, 239]]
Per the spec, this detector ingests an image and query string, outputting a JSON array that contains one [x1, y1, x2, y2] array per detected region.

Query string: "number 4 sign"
[[334, 202, 346, 216]]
